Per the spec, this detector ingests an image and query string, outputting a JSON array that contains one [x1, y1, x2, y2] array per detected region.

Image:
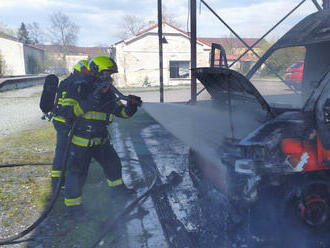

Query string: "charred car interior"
[[189, 8, 330, 242]]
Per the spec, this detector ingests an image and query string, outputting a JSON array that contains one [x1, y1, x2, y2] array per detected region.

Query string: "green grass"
[[0, 125, 55, 230]]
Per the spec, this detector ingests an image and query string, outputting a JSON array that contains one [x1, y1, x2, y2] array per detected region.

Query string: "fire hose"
[[0, 120, 77, 246]]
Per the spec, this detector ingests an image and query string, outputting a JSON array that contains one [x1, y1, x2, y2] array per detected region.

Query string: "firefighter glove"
[[128, 95, 142, 107]]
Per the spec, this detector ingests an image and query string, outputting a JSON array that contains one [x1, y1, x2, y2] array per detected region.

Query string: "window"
[[169, 61, 190, 79], [250, 46, 306, 108]]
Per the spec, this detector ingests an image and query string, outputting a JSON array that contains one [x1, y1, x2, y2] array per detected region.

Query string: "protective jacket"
[[61, 75, 137, 147], [53, 73, 82, 124], [51, 73, 81, 184]]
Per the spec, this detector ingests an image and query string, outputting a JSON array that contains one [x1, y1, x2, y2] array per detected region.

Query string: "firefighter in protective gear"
[[51, 60, 90, 191], [62, 56, 141, 218]]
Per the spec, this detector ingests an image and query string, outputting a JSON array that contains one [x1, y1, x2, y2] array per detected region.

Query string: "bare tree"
[[116, 5, 182, 40], [221, 33, 237, 56], [117, 15, 147, 40], [49, 11, 79, 57], [162, 5, 182, 27], [27, 22, 44, 44]]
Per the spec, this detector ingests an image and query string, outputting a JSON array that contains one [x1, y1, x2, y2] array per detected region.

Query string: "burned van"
[[189, 9, 330, 229]]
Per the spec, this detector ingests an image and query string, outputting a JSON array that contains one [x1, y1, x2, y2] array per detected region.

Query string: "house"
[[0, 33, 44, 75], [32, 44, 110, 73], [110, 22, 262, 87]]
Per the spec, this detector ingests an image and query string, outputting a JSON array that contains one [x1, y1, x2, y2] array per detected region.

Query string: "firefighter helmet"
[[88, 56, 118, 74], [73, 60, 89, 74]]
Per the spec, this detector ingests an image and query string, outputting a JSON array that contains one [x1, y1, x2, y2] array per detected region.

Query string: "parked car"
[[285, 61, 304, 90], [189, 9, 330, 243]]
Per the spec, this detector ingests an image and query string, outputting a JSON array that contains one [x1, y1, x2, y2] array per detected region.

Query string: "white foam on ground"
[[141, 124, 201, 232], [110, 122, 168, 248]]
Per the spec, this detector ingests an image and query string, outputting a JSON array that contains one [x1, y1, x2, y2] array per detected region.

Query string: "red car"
[[285, 61, 304, 90]]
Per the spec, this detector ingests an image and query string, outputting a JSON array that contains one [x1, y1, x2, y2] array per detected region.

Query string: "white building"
[[111, 22, 261, 88], [0, 34, 45, 75]]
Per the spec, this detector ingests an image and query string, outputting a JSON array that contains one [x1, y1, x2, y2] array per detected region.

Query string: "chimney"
[[148, 21, 156, 26]]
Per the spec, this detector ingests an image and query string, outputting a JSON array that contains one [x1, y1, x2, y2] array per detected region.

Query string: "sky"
[[0, 0, 324, 47]]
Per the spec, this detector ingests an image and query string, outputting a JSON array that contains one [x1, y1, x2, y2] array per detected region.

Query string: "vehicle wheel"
[[278, 185, 330, 246], [282, 190, 329, 229]]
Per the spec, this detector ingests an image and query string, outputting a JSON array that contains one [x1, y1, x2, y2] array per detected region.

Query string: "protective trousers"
[[52, 120, 70, 191], [64, 139, 123, 208]]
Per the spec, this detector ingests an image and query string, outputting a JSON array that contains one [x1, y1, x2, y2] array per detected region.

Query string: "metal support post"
[[190, 0, 197, 104], [158, 0, 164, 102], [230, 0, 306, 68], [312, 0, 322, 10]]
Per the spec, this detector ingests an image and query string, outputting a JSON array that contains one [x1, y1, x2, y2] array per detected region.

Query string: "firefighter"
[[51, 60, 90, 191], [62, 56, 141, 219]]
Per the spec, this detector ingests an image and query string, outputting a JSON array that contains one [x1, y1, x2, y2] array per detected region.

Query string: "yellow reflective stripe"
[[83, 111, 107, 120], [61, 98, 84, 117], [53, 116, 66, 123], [61, 98, 76, 106], [107, 178, 123, 187], [89, 137, 104, 146], [72, 136, 106, 147], [51, 170, 62, 178], [73, 102, 84, 117], [72, 135, 89, 147], [109, 114, 114, 123], [64, 196, 82, 206], [57, 98, 63, 105], [120, 108, 129, 118]]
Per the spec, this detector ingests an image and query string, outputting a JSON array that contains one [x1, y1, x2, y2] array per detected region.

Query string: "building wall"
[[66, 55, 89, 73], [23, 45, 45, 74], [0, 37, 25, 75], [113, 26, 210, 87]]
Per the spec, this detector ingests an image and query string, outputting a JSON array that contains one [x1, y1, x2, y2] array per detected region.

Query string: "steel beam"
[[158, 0, 164, 102], [190, 0, 197, 104], [312, 0, 322, 10], [230, 0, 306, 68]]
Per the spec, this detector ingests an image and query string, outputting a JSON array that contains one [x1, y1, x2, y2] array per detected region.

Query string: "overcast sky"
[[0, 0, 323, 47]]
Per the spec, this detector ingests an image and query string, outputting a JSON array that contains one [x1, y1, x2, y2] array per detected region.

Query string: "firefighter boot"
[[65, 205, 89, 222], [109, 184, 136, 201], [51, 177, 65, 195]]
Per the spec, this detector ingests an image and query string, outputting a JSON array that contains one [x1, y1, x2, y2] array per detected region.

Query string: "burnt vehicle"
[[189, 9, 330, 233]]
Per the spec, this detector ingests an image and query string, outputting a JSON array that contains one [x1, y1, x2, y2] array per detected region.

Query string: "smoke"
[[142, 102, 262, 172]]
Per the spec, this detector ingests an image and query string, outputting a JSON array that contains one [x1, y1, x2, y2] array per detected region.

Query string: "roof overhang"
[[274, 9, 330, 49]]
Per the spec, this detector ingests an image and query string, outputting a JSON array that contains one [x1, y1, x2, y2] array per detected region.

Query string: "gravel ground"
[[0, 85, 48, 138]]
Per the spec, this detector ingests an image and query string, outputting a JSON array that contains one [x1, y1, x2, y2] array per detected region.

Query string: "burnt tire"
[[278, 184, 330, 246]]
